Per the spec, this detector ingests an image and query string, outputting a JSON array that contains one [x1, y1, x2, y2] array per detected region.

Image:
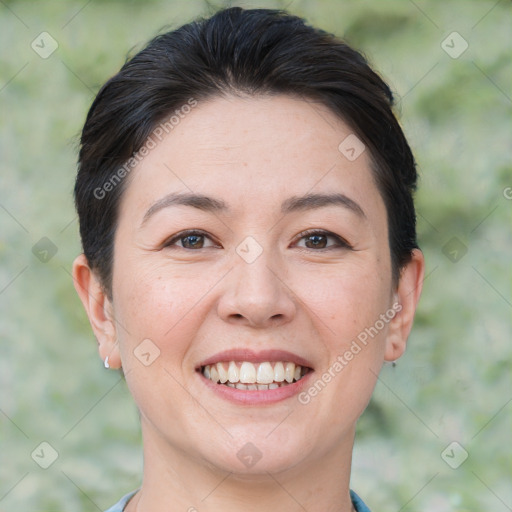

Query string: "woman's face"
[[99, 95, 418, 475]]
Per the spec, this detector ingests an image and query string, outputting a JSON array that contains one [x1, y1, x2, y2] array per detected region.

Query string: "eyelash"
[[294, 229, 352, 250], [162, 229, 352, 251]]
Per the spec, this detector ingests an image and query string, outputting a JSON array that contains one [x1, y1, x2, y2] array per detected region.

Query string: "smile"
[[201, 361, 309, 390]]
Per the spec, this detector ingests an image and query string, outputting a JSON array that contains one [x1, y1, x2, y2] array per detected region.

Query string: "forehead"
[[119, 94, 384, 222]]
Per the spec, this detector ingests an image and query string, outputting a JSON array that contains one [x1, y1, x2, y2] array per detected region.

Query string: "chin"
[[201, 426, 311, 476]]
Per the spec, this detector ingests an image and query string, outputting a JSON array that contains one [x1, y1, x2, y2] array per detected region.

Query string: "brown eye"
[[304, 233, 328, 249], [163, 230, 218, 250], [295, 230, 351, 250], [181, 234, 204, 248]]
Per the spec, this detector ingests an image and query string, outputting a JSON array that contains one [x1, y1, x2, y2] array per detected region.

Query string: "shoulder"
[[350, 489, 372, 512], [104, 489, 138, 512]]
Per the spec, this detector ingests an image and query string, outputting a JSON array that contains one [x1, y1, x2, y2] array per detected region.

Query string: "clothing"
[[104, 488, 371, 511], [104, 490, 137, 512], [351, 489, 371, 511]]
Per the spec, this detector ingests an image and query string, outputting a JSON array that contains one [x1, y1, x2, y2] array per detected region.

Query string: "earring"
[[104, 355, 110, 369]]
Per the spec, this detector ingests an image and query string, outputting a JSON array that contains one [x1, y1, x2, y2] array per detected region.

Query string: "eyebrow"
[[141, 191, 366, 226], [281, 192, 366, 218], [141, 193, 229, 226]]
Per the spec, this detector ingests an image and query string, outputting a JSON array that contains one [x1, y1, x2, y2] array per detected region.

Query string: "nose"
[[217, 248, 297, 328]]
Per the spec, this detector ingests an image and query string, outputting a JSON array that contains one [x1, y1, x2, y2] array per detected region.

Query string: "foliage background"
[[1, 0, 510, 511]]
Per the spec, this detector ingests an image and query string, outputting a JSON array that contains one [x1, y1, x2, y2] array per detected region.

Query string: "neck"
[[126, 419, 357, 512]]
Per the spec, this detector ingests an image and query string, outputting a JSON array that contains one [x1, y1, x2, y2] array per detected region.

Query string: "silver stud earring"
[[104, 355, 110, 369]]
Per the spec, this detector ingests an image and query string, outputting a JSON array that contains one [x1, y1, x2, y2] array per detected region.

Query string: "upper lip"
[[197, 349, 314, 370]]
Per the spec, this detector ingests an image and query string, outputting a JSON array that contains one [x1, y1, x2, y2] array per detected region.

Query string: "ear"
[[384, 249, 425, 362], [72, 253, 121, 369]]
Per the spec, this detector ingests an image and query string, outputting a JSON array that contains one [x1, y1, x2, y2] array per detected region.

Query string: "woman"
[[72, 7, 424, 511]]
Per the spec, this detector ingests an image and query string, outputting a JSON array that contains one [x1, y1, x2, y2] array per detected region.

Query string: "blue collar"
[[105, 489, 371, 511], [350, 489, 371, 511]]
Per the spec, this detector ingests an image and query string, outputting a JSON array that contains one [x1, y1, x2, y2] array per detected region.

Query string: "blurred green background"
[[1, 0, 510, 511]]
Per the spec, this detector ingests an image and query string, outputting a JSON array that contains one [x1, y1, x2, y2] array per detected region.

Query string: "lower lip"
[[198, 371, 313, 405]]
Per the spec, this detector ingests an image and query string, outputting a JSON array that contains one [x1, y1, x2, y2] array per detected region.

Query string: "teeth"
[[256, 362, 274, 384], [239, 362, 257, 383], [202, 361, 308, 388], [228, 361, 239, 383], [273, 362, 285, 382], [217, 363, 228, 383], [285, 362, 295, 383], [210, 365, 219, 383]]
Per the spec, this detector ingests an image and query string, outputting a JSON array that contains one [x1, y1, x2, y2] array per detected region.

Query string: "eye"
[[293, 229, 351, 250], [161, 229, 350, 251], [162, 230, 220, 250]]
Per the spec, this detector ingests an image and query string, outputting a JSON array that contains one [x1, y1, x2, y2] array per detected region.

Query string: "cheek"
[[113, 260, 218, 348], [113, 267, 209, 404], [118, 278, 174, 336], [295, 259, 391, 344]]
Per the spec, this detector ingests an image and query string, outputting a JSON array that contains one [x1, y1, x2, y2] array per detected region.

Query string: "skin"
[[73, 94, 424, 512]]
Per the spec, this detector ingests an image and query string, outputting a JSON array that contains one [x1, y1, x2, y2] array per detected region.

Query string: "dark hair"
[[75, 6, 418, 298]]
